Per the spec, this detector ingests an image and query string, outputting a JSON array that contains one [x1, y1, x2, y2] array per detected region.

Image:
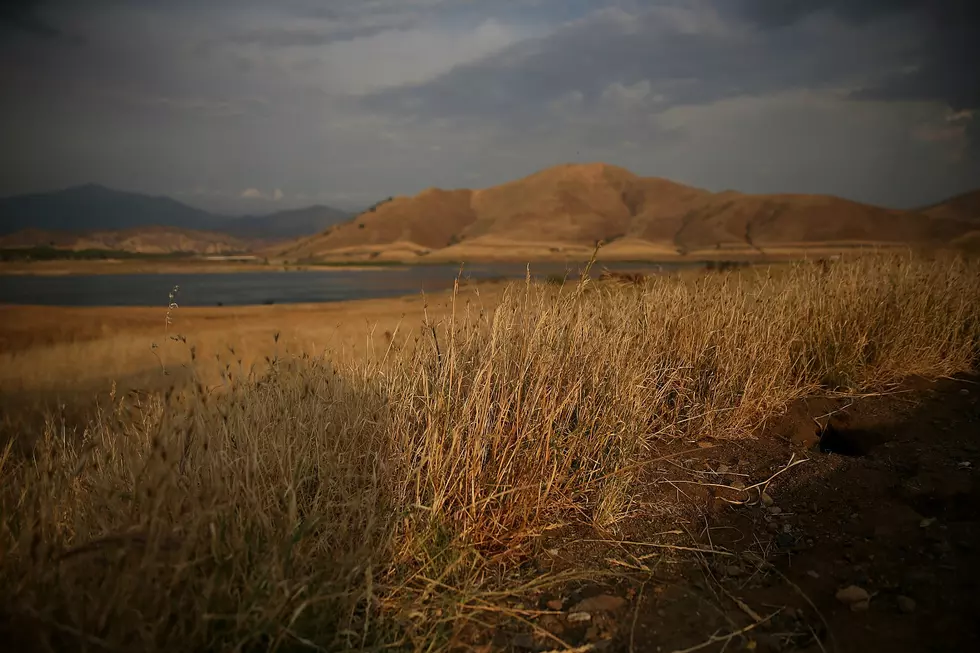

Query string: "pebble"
[[897, 595, 917, 614], [769, 506, 783, 515], [718, 464, 730, 474], [725, 565, 745, 577], [960, 388, 970, 396], [567, 612, 592, 623], [807, 570, 820, 579], [761, 492, 775, 507], [512, 633, 536, 650], [836, 585, 871, 611], [570, 594, 626, 614], [546, 599, 564, 611]]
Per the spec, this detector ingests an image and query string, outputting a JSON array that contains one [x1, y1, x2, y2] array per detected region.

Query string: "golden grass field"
[[2, 253, 979, 651], [0, 283, 509, 396]]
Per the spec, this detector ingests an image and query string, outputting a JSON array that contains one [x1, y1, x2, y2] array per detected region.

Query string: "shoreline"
[[0, 249, 851, 277], [0, 260, 396, 276]]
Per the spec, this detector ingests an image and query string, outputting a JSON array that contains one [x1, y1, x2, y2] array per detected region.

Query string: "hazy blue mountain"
[[228, 204, 351, 241], [0, 184, 351, 241]]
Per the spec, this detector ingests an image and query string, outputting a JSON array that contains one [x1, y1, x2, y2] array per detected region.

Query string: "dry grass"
[[2, 253, 979, 651]]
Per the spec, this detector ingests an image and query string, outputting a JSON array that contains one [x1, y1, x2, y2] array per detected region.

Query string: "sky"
[[1, 0, 978, 214]]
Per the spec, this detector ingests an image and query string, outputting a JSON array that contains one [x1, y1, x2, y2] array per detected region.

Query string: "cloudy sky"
[[1, 0, 977, 214]]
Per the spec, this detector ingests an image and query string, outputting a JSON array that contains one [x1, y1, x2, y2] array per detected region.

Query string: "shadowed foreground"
[[2, 254, 979, 651]]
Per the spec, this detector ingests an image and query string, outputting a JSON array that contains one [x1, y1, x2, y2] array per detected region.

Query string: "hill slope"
[[920, 189, 980, 223], [281, 163, 972, 262]]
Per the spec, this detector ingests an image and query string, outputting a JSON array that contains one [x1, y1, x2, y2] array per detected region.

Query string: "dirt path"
[[472, 376, 980, 652]]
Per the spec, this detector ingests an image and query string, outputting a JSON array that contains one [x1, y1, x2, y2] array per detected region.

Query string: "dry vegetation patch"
[[2, 254, 979, 651]]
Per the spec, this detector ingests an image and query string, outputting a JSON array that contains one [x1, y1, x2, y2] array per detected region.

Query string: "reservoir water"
[[0, 261, 691, 307]]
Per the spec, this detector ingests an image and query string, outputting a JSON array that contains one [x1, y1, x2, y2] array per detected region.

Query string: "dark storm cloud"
[[1, 0, 978, 210], [224, 25, 401, 48], [361, 5, 903, 124], [724, 0, 924, 28], [0, 0, 65, 38], [732, 0, 980, 114]]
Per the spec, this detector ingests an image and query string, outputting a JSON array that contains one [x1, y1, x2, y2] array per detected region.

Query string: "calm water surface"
[[0, 262, 691, 307]]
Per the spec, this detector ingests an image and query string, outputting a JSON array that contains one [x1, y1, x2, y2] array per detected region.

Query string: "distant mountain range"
[[2, 172, 978, 260], [0, 184, 351, 249], [281, 163, 980, 263]]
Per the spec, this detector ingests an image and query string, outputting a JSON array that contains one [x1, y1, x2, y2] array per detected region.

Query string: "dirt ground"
[[469, 375, 980, 653]]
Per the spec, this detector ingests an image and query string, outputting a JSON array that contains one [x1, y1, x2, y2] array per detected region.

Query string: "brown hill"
[[0, 226, 254, 255], [280, 163, 974, 262], [921, 189, 980, 223]]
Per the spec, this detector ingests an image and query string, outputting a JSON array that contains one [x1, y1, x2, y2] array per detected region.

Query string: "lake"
[[0, 262, 692, 307]]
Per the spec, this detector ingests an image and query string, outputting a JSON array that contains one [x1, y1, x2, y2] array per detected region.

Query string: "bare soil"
[[470, 375, 980, 653]]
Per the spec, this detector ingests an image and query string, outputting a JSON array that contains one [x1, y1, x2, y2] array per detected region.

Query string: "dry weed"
[[1, 253, 978, 651]]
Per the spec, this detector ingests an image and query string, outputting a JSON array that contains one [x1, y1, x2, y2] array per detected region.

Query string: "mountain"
[[0, 184, 351, 244], [0, 226, 252, 255], [225, 205, 351, 241], [280, 163, 974, 262], [0, 184, 221, 235], [920, 189, 980, 223]]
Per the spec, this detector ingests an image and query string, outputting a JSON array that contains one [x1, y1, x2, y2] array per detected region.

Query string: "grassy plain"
[[1, 254, 979, 651]]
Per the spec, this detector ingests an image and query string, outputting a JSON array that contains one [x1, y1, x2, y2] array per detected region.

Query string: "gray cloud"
[[730, 0, 980, 149], [0, 0, 60, 36], [362, 4, 908, 125], [1, 0, 978, 212]]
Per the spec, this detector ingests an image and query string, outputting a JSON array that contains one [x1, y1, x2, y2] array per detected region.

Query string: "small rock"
[[836, 585, 871, 611], [570, 594, 626, 613], [920, 517, 937, 528], [546, 599, 564, 611], [957, 461, 972, 469], [761, 492, 775, 507], [807, 570, 820, 579], [769, 506, 783, 515], [724, 565, 745, 577], [718, 464, 730, 474], [567, 612, 591, 623], [754, 633, 783, 652], [960, 388, 970, 396], [512, 633, 536, 650], [896, 595, 916, 614], [767, 522, 780, 533]]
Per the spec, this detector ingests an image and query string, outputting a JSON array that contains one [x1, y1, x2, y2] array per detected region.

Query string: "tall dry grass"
[[2, 254, 979, 651]]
